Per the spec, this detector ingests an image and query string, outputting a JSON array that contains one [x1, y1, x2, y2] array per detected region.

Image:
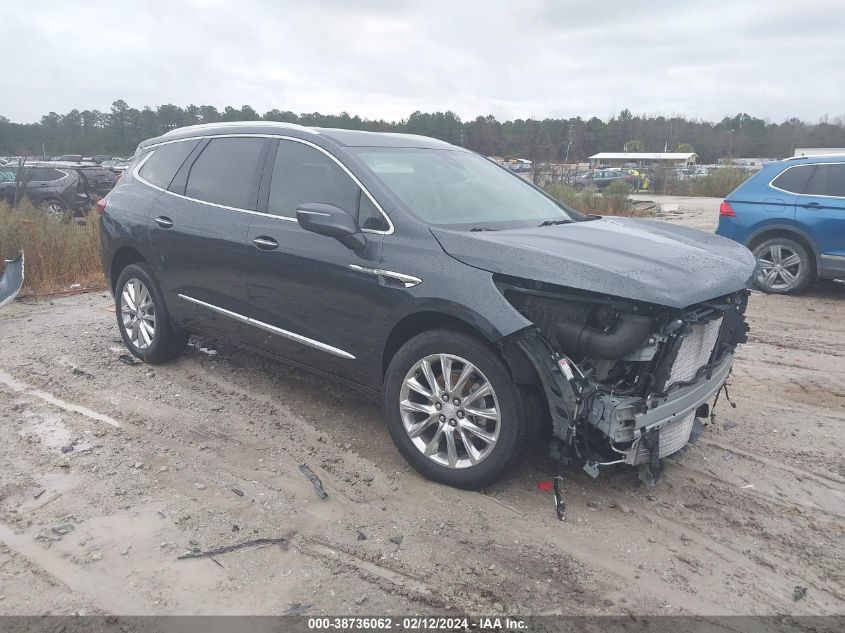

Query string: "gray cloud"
[[1, 0, 843, 123]]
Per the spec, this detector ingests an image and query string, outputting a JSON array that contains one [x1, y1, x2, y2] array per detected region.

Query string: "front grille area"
[[661, 317, 723, 391], [631, 411, 695, 464]]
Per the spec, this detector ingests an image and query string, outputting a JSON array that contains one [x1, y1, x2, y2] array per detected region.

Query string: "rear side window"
[[803, 163, 845, 198], [268, 140, 359, 219], [771, 164, 814, 194], [185, 137, 265, 209], [139, 139, 199, 189]]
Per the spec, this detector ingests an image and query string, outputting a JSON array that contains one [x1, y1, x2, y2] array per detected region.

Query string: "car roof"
[[141, 121, 457, 151], [773, 154, 845, 166]]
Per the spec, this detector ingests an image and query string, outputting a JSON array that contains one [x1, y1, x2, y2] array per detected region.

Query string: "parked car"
[[716, 155, 845, 293], [100, 122, 754, 489], [57, 154, 84, 162], [0, 162, 116, 217], [575, 169, 632, 191]]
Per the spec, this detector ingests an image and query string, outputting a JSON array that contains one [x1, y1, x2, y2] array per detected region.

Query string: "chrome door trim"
[[177, 293, 355, 360], [348, 264, 422, 288], [133, 133, 394, 234]]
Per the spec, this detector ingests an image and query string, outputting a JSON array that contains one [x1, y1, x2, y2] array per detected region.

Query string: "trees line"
[[1, 101, 844, 164]]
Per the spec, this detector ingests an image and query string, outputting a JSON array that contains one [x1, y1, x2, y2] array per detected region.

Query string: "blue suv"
[[716, 155, 845, 293]]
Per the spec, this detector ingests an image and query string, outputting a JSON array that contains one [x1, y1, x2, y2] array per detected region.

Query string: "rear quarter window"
[[138, 139, 200, 189], [770, 164, 814, 194]]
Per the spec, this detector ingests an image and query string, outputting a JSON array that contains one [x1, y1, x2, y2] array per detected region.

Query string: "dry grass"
[[0, 199, 105, 294], [544, 180, 647, 217]]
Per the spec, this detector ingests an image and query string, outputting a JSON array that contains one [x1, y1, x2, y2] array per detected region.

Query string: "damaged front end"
[[497, 274, 749, 479]]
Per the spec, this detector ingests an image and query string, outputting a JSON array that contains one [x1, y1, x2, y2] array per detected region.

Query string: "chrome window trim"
[[348, 264, 422, 288], [134, 133, 394, 234], [177, 293, 355, 360], [769, 161, 845, 199]]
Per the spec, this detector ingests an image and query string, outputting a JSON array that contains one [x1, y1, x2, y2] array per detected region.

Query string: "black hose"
[[554, 314, 654, 360]]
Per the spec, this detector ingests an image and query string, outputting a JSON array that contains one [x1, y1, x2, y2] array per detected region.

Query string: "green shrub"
[[692, 167, 750, 197], [0, 199, 105, 293], [544, 181, 638, 216]]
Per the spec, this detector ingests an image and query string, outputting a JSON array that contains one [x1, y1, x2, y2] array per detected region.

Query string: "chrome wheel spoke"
[[464, 406, 499, 421], [451, 364, 474, 396], [420, 358, 439, 394], [763, 267, 780, 286], [407, 415, 439, 438], [424, 425, 445, 456], [460, 419, 497, 444], [458, 428, 481, 464], [779, 268, 797, 284], [440, 354, 453, 392], [444, 429, 458, 468], [781, 253, 800, 268], [463, 382, 492, 406], [404, 376, 433, 399], [770, 245, 782, 263], [400, 399, 436, 416]]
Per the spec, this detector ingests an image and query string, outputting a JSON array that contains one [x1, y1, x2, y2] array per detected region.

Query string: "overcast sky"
[[2, 0, 843, 124]]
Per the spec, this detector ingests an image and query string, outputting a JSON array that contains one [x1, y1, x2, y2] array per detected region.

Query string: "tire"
[[383, 329, 528, 489], [751, 236, 813, 294], [115, 263, 188, 363]]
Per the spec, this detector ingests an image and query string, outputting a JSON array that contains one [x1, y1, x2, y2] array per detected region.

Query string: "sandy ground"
[[0, 197, 843, 617]]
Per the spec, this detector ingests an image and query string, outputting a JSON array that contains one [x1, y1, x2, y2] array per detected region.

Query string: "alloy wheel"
[[120, 278, 156, 349], [755, 243, 803, 291], [399, 353, 500, 469]]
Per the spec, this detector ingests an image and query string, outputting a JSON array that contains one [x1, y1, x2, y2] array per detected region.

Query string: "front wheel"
[[752, 237, 813, 294], [383, 329, 528, 489], [115, 263, 188, 363]]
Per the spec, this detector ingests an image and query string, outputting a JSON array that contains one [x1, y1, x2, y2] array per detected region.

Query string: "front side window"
[[139, 139, 199, 189], [771, 164, 814, 194], [268, 140, 360, 219], [185, 137, 265, 209], [351, 147, 575, 228]]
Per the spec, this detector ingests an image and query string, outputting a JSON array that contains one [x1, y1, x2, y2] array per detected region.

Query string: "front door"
[[795, 162, 845, 261], [243, 138, 391, 385]]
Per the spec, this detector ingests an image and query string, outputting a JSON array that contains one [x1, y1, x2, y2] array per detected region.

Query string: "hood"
[[431, 217, 757, 309]]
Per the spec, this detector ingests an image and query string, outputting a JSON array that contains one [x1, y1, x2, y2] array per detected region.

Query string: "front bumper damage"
[[504, 287, 749, 479]]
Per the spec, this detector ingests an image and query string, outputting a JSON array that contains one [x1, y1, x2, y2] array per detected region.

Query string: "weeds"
[[544, 180, 642, 216], [0, 199, 105, 294]]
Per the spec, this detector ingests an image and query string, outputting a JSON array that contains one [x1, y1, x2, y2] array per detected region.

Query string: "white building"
[[589, 152, 697, 168]]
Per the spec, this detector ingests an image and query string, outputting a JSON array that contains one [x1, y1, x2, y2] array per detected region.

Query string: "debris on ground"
[[71, 366, 94, 379], [283, 602, 312, 615], [356, 531, 367, 541], [231, 488, 244, 497], [298, 464, 327, 499], [51, 524, 75, 536], [723, 420, 738, 429], [793, 586, 807, 601], [389, 535, 403, 546], [0, 251, 24, 309], [177, 538, 286, 561], [537, 477, 566, 521], [118, 354, 139, 365]]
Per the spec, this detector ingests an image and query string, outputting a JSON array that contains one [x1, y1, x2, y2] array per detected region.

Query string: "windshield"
[[350, 147, 576, 228]]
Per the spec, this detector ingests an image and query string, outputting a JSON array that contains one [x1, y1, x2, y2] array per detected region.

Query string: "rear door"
[[146, 136, 269, 339], [796, 162, 845, 263], [242, 138, 389, 384], [766, 163, 814, 215]]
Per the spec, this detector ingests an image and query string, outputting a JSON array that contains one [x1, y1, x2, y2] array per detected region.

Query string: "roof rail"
[[161, 121, 317, 137]]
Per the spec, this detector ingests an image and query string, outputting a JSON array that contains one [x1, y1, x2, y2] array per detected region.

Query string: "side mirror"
[[296, 203, 367, 251]]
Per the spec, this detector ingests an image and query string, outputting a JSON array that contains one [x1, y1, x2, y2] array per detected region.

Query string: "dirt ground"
[[1, 197, 843, 617]]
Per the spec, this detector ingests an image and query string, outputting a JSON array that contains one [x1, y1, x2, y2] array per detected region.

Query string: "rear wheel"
[[115, 263, 188, 363], [383, 329, 528, 489], [43, 198, 67, 218], [752, 237, 813, 294]]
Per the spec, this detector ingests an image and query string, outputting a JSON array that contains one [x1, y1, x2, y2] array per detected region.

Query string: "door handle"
[[803, 202, 822, 208], [253, 236, 279, 250], [154, 216, 173, 228]]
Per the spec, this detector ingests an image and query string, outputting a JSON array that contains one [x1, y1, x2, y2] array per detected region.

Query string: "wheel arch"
[[109, 246, 147, 293], [380, 309, 542, 390], [746, 224, 820, 279]]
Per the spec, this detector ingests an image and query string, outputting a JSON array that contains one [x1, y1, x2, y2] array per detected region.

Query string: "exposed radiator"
[[629, 411, 696, 465], [661, 317, 723, 390]]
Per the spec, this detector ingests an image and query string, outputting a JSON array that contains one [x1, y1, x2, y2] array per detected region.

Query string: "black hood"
[[431, 217, 757, 309]]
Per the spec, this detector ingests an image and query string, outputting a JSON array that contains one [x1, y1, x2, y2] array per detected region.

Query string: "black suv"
[[100, 122, 755, 489]]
